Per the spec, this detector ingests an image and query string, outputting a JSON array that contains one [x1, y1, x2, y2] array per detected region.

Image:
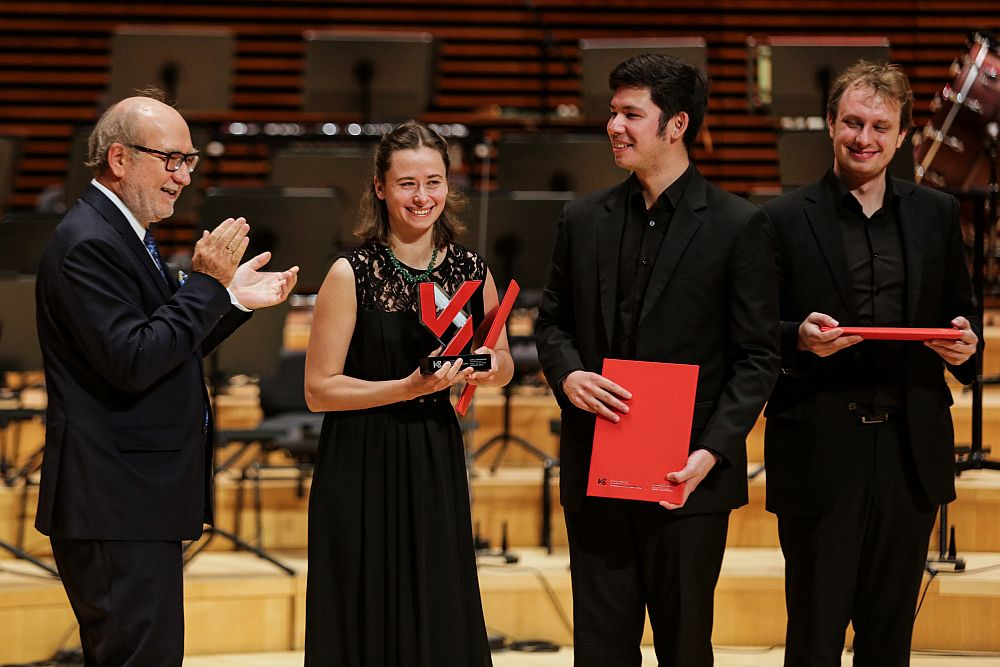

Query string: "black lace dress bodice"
[[342, 243, 486, 384]]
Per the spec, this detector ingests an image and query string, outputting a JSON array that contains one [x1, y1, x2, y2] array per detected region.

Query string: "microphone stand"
[[522, 0, 573, 122], [0, 408, 58, 576], [353, 59, 375, 124]]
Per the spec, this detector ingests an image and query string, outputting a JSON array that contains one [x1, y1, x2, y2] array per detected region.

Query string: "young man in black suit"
[[762, 61, 980, 666], [535, 53, 780, 666], [35, 91, 298, 666]]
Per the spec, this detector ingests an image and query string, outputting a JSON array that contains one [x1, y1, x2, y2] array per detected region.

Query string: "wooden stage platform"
[[182, 648, 999, 666], [2, 545, 998, 664], [2, 342, 1000, 663]]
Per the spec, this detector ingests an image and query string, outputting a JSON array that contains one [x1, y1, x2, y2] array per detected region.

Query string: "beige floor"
[[183, 648, 1000, 666]]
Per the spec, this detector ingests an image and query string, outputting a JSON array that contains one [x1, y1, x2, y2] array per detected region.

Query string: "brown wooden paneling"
[[0, 0, 995, 255]]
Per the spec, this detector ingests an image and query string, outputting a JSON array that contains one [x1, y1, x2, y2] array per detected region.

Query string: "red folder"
[[819, 326, 962, 341], [587, 359, 699, 504]]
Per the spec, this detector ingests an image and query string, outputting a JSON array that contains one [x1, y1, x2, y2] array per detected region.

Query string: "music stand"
[[0, 277, 43, 376], [199, 186, 344, 294], [107, 26, 235, 113], [0, 277, 56, 576], [0, 213, 61, 276], [747, 37, 892, 205], [774, 130, 915, 190], [0, 136, 20, 215], [579, 37, 707, 117], [496, 133, 626, 194], [206, 297, 289, 476], [0, 277, 44, 484], [919, 47, 1000, 568], [184, 299, 297, 576], [182, 499, 295, 576], [209, 301, 290, 389], [956, 122, 1000, 477], [747, 36, 891, 118], [302, 30, 436, 122], [268, 145, 374, 226], [463, 192, 565, 473], [463, 191, 572, 307]]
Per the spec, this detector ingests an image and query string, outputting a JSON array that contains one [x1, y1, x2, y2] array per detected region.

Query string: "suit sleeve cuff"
[[698, 446, 725, 468], [227, 288, 252, 312]]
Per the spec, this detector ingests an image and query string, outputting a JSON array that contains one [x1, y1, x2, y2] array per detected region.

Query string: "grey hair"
[[85, 87, 167, 175]]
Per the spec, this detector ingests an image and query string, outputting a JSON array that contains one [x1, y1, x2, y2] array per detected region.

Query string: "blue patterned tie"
[[143, 229, 169, 284], [144, 230, 203, 427]]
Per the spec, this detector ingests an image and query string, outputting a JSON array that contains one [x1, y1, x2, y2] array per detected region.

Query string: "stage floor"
[[3, 547, 999, 664], [183, 647, 1000, 666]]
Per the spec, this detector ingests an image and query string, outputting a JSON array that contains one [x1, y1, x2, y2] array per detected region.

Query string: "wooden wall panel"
[[0, 1, 996, 252]]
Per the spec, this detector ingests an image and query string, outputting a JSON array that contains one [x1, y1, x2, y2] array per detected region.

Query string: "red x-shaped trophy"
[[418, 279, 520, 415]]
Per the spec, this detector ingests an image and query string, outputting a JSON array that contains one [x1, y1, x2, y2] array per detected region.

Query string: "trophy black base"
[[420, 354, 491, 374]]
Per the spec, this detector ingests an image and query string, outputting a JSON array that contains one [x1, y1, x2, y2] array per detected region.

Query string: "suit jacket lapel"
[[803, 184, 859, 322], [82, 185, 173, 301], [596, 183, 628, 349], [896, 180, 925, 324], [638, 169, 706, 326]]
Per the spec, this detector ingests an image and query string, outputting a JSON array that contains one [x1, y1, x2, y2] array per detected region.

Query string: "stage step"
[[2, 548, 998, 664], [8, 382, 995, 485], [3, 467, 999, 561]]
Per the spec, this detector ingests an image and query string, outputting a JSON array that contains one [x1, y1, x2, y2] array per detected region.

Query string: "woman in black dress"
[[303, 121, 512, 666]]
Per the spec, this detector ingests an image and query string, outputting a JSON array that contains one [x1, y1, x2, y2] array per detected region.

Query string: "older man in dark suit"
[[35, 91, 298, 666], [535, 53, 780, 666], [762, 61, 980, 666]]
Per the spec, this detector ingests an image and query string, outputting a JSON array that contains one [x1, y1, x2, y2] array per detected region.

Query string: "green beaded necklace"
[[386, 245, 439, 284]]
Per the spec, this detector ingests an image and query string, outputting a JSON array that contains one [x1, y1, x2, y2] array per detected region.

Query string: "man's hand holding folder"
[[659, 448, 718, 510], [561, 369, 632, 422]]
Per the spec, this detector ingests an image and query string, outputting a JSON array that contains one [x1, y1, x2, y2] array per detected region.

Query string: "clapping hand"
[[192, 217, 249, 287], [229, 251, 299, 309]]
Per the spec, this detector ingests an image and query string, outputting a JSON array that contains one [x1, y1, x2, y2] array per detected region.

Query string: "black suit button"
[[847, 402, 857, 411]]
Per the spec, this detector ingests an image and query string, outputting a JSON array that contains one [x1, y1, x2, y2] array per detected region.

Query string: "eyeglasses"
[[129, 144, 200, 173]]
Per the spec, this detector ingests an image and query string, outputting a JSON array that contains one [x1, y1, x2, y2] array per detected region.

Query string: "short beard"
[[119, 179, 172, 225]]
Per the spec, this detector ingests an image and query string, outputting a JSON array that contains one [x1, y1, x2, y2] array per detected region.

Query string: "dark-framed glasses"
[[129, 144, 200, 173]]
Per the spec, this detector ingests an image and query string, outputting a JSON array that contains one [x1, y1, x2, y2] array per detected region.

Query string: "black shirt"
[[824, 169, 905, 411], [612, 166, 693, 358]]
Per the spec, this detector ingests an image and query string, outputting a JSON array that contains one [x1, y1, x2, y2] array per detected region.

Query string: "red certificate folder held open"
[[587, 359, 699, 504]]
